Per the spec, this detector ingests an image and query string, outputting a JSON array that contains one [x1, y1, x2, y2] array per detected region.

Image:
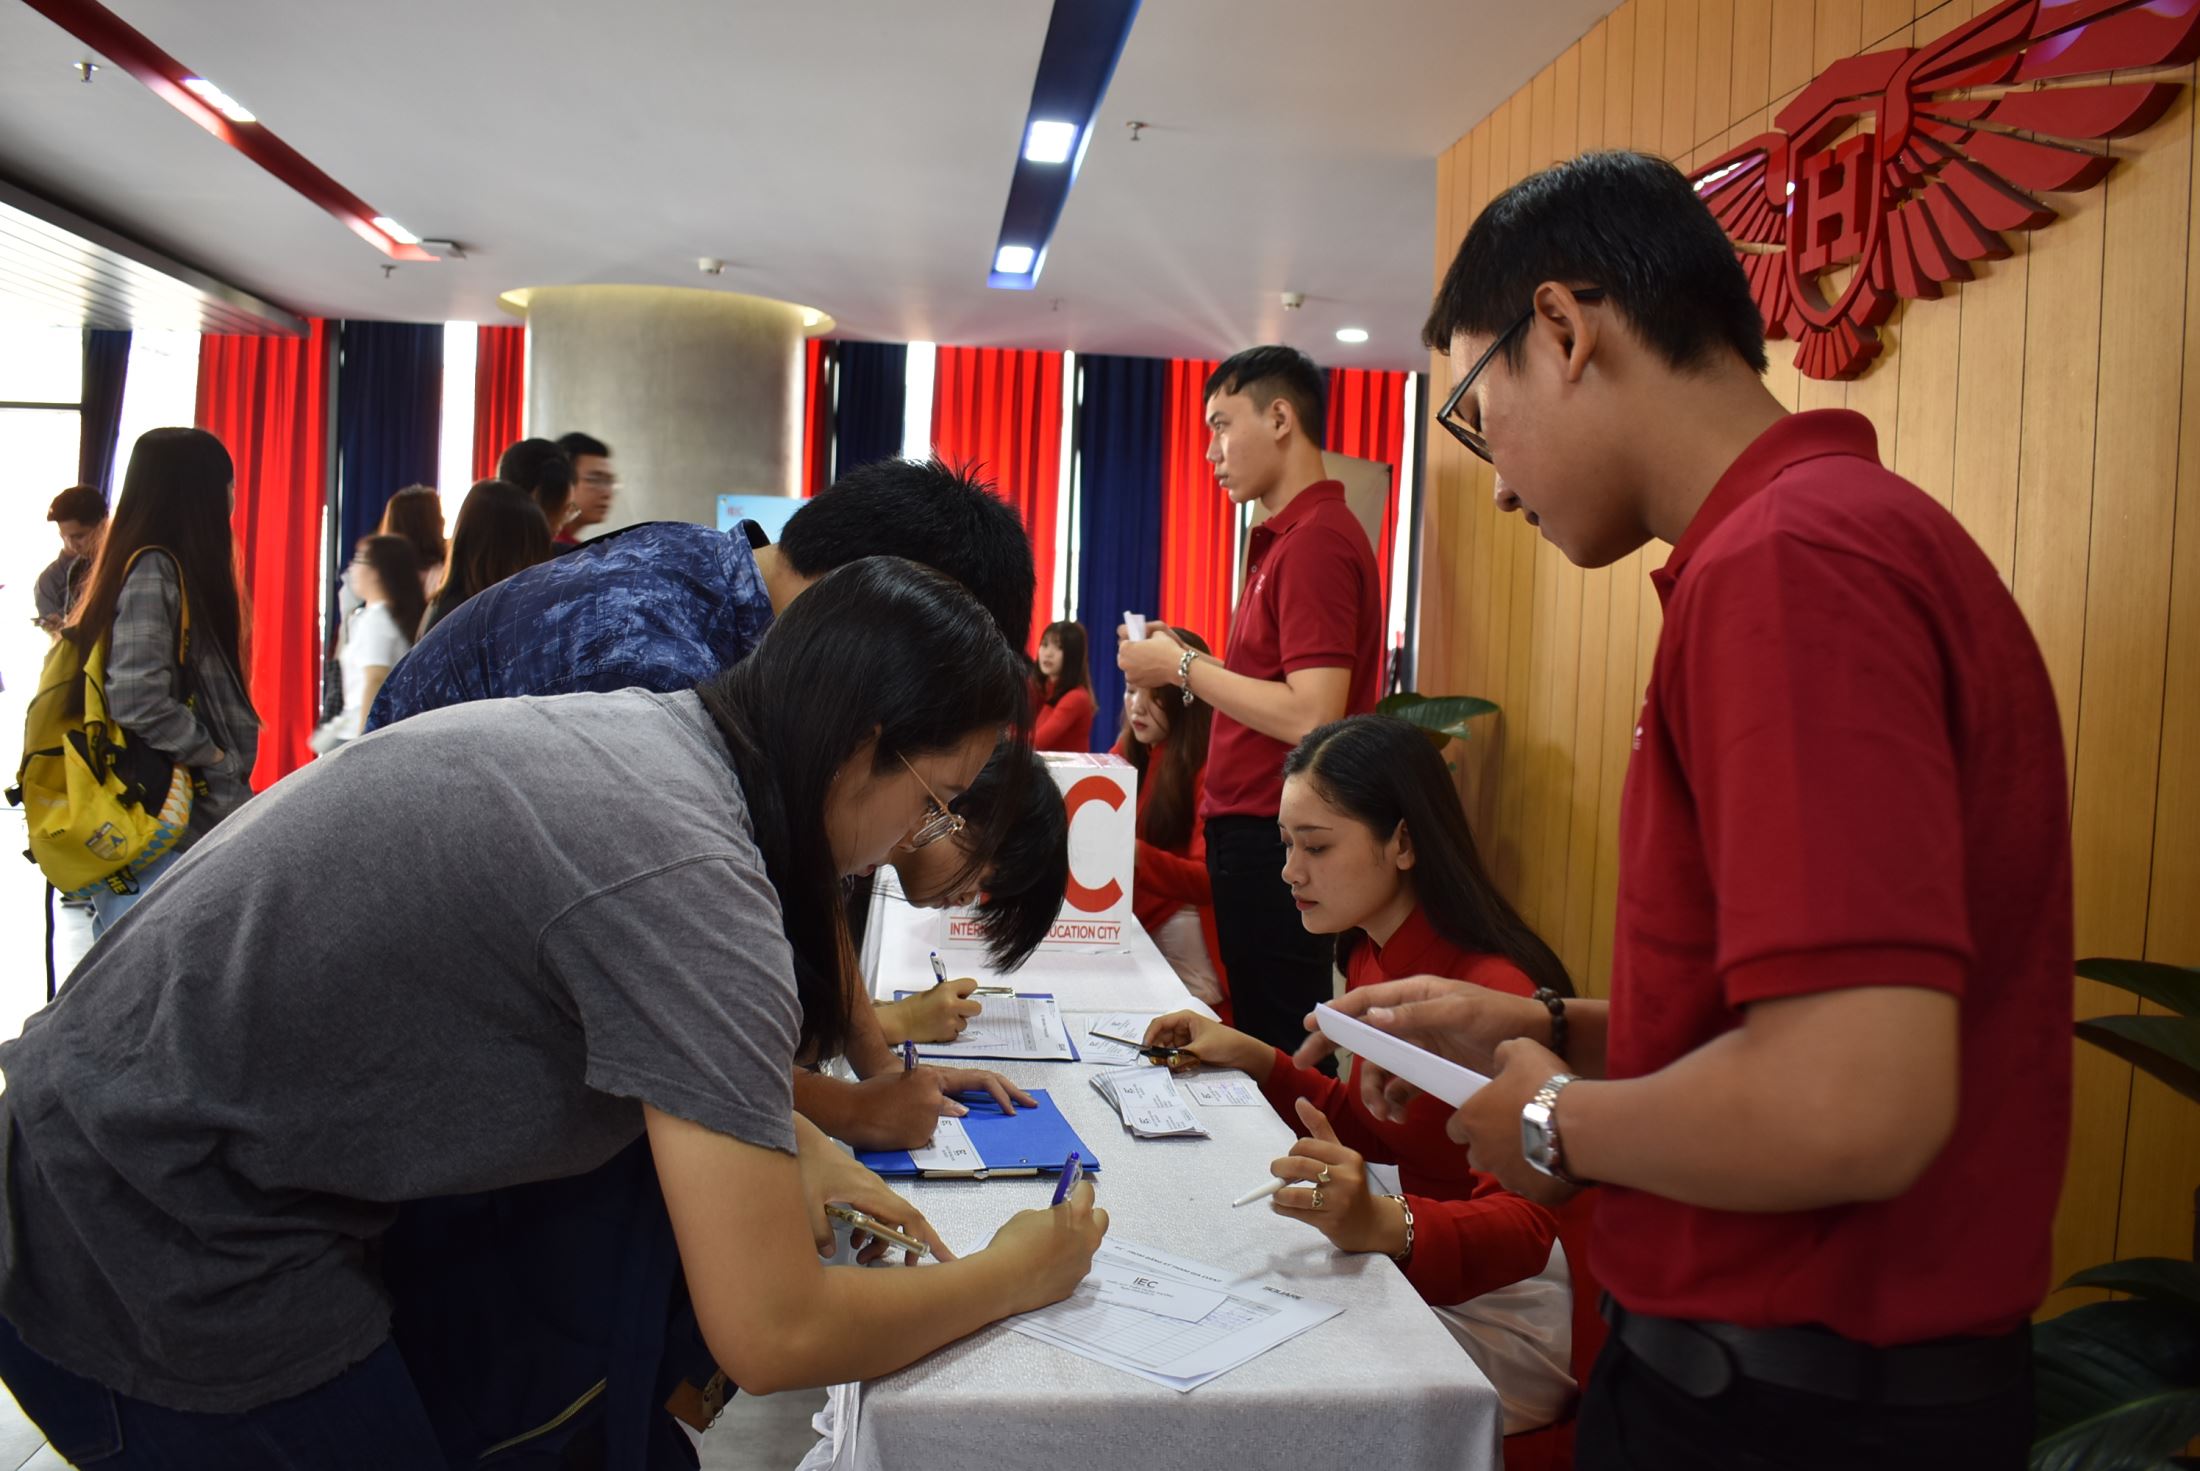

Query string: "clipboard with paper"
[[892, 991, 1081, 1062], [854, 1089, 1101, 1179]]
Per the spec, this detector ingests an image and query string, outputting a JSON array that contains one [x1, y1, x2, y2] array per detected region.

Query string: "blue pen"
[[1050, 1152, 1084, 1206], [901, 1040, 916, 1072], [929, 950, 949, 987]]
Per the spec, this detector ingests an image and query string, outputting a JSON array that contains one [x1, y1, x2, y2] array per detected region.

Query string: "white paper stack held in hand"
[[1088, 1067, 1209, 1139], [1312, 1003, 1491, 1106], [1008, 1238, 1343, 1392]]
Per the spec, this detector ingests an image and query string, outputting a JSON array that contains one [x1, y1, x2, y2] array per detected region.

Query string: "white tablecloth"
[[812, 891, 1502, 1471]]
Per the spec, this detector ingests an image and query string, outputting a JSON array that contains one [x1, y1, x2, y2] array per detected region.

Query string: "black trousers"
[[1575, 1333, 2034, 1471], [1204, 816, 1335, 1064]]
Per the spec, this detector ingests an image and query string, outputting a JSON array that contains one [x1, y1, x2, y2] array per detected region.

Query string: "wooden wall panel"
[[1423, 0, 2199, 1306]]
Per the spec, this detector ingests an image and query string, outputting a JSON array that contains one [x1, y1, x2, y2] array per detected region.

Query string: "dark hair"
[[1204, 347, 1326, 451], [1423, 150, 1768, 375], [1283, 715, 1572, 997], [377, 486, 445, 572], [422, 478, 552, 635], [496, 438, 575, 528], [1038, 620, 1090, 706], [355, 534, 426, 648], [48, 485, 107, 525], [555, 431, 611, 463], [957, 748, 1069, 970], [696, 556, 1035, 1059], [67, 428, 245, 680], [1119, 628, 1212, 853], [779, 457, 1037, 652]]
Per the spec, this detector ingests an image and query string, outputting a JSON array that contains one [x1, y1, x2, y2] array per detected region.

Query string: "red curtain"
[[929, 347, 1064, 653], [801, 338, 833, 497], [1326, 367, 1408, 629], [1157, 358, 1233, 650], [472, 325, 525, 481], [195, 319, 331, 791]]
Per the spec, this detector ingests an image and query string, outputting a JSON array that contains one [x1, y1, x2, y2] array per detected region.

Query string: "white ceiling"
[[0, 0, 1610, 371]]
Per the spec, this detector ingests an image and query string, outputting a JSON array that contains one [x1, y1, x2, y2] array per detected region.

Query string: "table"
[[807, 890, 1502, 1470]]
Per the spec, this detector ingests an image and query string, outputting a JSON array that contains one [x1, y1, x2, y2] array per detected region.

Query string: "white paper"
[[1007, 1238, 1344, 1391], [1185, 1076, 1264, 1108], [1086, 1259, 1228, 1323], [1089, 1067, 1208, 1139], [1124, 611, 1148, 641], [907, 1116, 985, 1175], [1313, 1003, 1490, 1107], [910, 994, 1077, 1062], [1082, 1013, 1160, 1067]]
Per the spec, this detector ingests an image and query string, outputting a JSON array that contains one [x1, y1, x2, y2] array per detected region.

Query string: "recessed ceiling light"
[[995, 244, 1037, 274], [182, 77, 254, 123], [1335, 327, 1370, 344], [372, 216, 422, 246], [1024, 120, 1079, 165]]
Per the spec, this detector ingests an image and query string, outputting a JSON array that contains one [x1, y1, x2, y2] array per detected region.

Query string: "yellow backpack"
[[8, 547, 201, 899]]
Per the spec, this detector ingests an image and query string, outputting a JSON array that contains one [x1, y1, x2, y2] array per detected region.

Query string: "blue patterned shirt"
[[366, 522, 777, 730]]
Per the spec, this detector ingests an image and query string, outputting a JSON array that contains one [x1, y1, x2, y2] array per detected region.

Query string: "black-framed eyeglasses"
[[1435, 287, 1606, 464], [899, 753, 966, 850]]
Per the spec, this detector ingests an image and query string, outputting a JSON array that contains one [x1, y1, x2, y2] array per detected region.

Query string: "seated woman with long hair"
[[419, 478, 551, 638], [1146, 714, 1581, 1436], [1032, 619, 1095, 753], [1114, 627, 1226, 1008]]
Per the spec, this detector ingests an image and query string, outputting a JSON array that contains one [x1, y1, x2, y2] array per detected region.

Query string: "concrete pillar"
[[514, 285, 827, 530]]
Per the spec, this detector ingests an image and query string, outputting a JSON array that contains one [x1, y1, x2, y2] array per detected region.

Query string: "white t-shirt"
[[334, 603, 410, 741]]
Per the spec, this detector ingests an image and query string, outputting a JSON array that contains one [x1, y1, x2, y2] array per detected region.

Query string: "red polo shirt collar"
[[1251, 481, 1347, 551], [1651, 410, 1880, 606]]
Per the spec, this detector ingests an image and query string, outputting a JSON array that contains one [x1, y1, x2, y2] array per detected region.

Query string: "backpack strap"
[[113, 545, 193, 669]]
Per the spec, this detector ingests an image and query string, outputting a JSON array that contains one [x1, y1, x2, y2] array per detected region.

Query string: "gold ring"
[[1310, 1188, 1326, 1210], [1317, 1166, 1332, 1185]]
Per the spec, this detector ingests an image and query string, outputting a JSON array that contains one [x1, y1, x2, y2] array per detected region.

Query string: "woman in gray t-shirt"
[[0, 556, 1108, 1466]]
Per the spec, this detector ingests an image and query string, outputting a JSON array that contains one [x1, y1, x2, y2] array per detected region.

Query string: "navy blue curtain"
[[833, 341, 907, 475], [79, 329, 130, 499], [334, 321, 442, 590], [1073, 354, 1167, 752]]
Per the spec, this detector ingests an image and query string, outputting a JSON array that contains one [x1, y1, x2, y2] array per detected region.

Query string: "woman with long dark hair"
[[1031, 619, 1094, 752], [419, 478, 551, 637], [1116, 627, 1225, 1005], [1145, 714, 1580, 1439], [376, 485, 447, 599], [311, 535, 424, 754], [0, 557, 1105, 1464], [64, 426, 259, 935]]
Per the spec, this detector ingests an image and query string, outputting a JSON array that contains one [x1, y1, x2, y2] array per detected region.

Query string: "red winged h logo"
[[1690, 0, 2200, 379]]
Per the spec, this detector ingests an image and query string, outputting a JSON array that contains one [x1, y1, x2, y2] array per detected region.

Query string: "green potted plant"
[[1376, 691, 1499, 752], [2031, 959, 2200, 1471]]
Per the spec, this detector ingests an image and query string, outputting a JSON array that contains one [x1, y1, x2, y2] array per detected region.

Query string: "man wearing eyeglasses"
[[1308, 151, 2068, 1468], [554, 432, 617, 547], [1118, 346, 1383, 1066]]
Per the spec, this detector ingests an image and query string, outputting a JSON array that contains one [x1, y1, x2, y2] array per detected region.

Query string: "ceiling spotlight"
[[1335, 327, 1370, 344], [74, 59, 99, 83], [372, 216, 422, 246], [994, 244, 1037, 274], [1024, 120, 1079, 165], [182, 77, 254, 123]]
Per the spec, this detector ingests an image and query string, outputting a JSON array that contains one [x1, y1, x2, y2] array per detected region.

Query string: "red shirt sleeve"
[[1273, 528, 1373, 675], [1032, 686, 1095, 752], [1403, 1183, 1559, 1308], [1135, 839, 1211, 908], [1671, 533, 1974, 1007]]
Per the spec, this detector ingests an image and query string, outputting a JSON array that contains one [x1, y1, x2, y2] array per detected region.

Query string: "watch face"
[[1521, 1102, 1555, 1174]]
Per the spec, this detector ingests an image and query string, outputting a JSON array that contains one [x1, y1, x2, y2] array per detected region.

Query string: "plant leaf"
[[1381, 694, 1500, 737], [2077, 959, 2200, 1018], [2030, 1388, 2200, 1471], [2033, 1299, 2200, 1443], [2075, 1016, 2200, 1104], [2062, 1259, 2200, 1318]]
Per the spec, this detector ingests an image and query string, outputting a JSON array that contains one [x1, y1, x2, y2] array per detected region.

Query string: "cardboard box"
[[943, 751, 1137, 953]]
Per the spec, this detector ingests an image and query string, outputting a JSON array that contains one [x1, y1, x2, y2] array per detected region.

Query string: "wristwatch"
[[1521, 1074, 1582, 1184]]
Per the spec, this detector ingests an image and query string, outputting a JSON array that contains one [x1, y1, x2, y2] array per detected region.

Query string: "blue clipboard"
[[889, 991, 1082, 1063], [854, 1089, 1099, 1178]]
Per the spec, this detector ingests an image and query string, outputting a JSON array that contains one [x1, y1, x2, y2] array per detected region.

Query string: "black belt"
[[1600, 1294, 2029, 1407]]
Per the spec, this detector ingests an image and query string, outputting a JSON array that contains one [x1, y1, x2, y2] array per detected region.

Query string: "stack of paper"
[[1008, 1238, 1344, 1391], [1080, 1014, 1161, 1066], [905, 993, 1078, 1062], [1088, 1067, 1208, 1139], [1184, 1075, 1264, 1107]]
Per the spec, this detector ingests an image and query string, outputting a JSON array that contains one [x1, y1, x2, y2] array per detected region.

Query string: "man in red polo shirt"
[[1305, 152, 2068, 1468], [1119, 347, 1382, 1058]]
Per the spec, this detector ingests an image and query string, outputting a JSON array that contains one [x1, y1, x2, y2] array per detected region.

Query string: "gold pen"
[[825, 1202, 933, 1258]]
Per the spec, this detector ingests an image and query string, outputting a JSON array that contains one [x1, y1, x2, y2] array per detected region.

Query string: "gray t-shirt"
[[0, 689, 801, 1413]]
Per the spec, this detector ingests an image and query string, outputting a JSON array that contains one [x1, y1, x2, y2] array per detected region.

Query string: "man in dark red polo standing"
[[1120, 346, 1382, 1059], [1307, 152, 2070, 1469]]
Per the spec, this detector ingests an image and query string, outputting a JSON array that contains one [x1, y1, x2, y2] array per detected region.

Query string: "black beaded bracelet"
[[1532, 987, 1568, 1061]]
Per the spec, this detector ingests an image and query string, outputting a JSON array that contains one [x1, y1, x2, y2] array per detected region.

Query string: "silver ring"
[[1310, 1188, 1326, 1210]]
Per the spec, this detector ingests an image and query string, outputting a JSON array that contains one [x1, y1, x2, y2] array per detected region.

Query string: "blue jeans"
[[0, 1317, 447, 1469], [85, 845, 184, 941]]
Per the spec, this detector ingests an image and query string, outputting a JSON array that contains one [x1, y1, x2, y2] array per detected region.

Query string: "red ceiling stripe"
[[21, 0, 434, 261]]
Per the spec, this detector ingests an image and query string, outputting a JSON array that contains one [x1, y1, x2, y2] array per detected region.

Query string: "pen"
[[901, 1040, 916, 1072], [824, 1202, 933, 1258], [1092, 1031, 1198, 1064], [1050, 1152, 1084, 1206], [929, 950, 949, 987], [1231, 1176, 1316, 1208]]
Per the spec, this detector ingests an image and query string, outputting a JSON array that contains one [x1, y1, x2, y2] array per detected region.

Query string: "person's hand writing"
[[984, 1180, 1108, 1311], [880, 978, 985, 1044]]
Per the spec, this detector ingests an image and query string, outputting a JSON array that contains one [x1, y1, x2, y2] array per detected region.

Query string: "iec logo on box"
[[1689, 0, 2199, 380], [945, 752, 1138, 953]]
